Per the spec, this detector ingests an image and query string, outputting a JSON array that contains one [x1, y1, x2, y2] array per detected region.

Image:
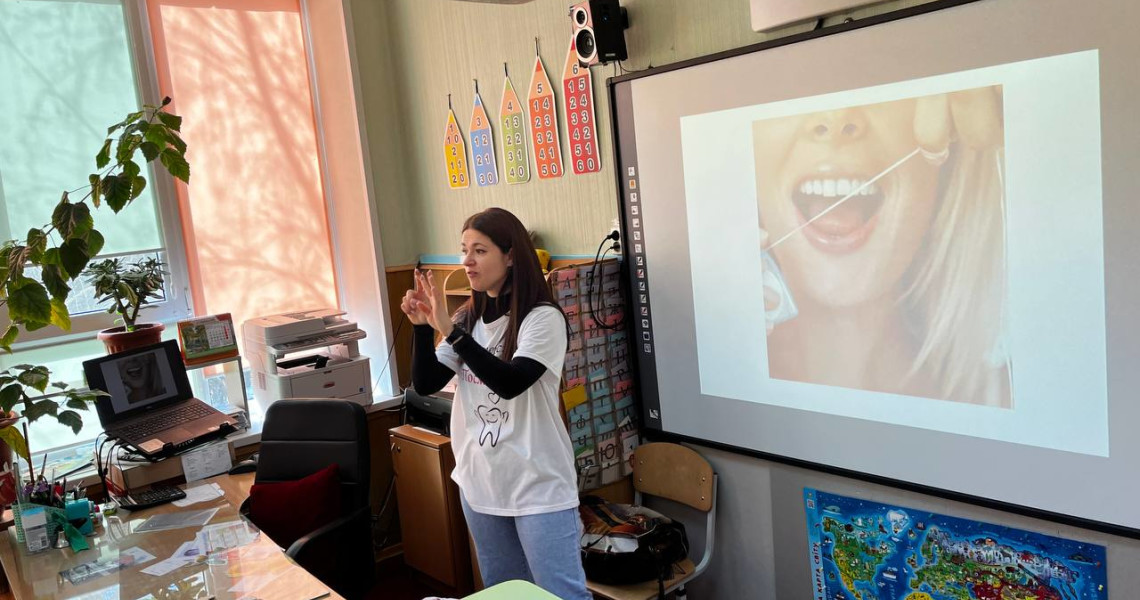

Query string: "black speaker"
[[570, 0, 628, 66]]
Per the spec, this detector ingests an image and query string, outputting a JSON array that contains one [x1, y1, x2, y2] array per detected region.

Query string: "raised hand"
[[416, 269, 454, 338], [400, 271, 431, 326]]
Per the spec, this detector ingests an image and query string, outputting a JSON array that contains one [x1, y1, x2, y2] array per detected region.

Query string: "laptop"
[[84, 340, 238, 459]]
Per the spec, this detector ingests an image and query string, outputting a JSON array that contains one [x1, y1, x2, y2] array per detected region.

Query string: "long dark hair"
[[457, 207, 565, 359]]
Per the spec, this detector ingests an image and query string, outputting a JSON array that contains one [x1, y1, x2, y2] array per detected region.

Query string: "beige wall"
[[349, 0, 938, 265]]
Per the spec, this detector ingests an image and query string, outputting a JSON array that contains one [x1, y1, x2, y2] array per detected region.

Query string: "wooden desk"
[[0, 473, 340, 600]]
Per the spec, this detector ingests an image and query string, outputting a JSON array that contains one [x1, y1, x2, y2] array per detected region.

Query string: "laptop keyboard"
[[118, 403, 216, 441]]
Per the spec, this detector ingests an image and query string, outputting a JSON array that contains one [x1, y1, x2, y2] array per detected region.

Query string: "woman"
[[402, 207, 589, 599], [754, 86, 1011, 407]]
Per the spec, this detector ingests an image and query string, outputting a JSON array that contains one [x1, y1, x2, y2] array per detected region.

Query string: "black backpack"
[[579, 495, 689, 599]]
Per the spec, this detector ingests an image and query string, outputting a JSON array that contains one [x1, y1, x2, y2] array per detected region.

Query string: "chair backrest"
[[632, 442, 714, 512], [257, 399, 371, 512]]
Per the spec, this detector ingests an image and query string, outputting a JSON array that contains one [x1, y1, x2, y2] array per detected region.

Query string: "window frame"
[[12, 0, 194, 349]]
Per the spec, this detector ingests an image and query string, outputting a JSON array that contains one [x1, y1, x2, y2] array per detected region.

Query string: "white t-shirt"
[[435, 305, 577, 517]]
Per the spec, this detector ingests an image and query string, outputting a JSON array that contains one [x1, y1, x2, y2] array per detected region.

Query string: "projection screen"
[[610, 0, 1140, 534]]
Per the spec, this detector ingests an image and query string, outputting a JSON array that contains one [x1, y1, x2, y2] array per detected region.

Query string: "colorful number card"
[[469, 91, 498, 186], [527, 55, 563, 179], [443, 108, 469, 189], [499, 74, 530, 184], [562, 37, 600, 174]]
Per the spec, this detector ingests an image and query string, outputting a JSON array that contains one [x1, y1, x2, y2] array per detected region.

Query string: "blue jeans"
[[461, 493, 591, 600]]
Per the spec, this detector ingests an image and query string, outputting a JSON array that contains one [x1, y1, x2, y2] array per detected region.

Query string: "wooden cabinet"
[[390, 425, 473, 595]]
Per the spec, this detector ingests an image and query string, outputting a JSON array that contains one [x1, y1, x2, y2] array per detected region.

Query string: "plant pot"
[[97, 323, 166, 354]]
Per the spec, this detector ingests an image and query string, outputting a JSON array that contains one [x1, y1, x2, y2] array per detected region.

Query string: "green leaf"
[[22, 399, 58, 422], [103, 174, 133, 212], [140, 141, 161, 162], [5, 245, 26, 281], [0, 325, 17, 353], [117, 281, 138, 307], [66, 396, 91, 411], [157, 111, 182, 131], [50, 381, 69, 390], [167, 131, 188, 155], [49, 297, 71, 330], [17, 366, 49, 392], [57, 410, 83, 434], [41, 248, 61, 267], [122, 159, 140, 180], [85, 229, 105, 258], [26, 228, 47, 262], [0, 384, 21, 413], [131, 176, 147, 200], [96, 138, 113, 167], [0, 427, 28, 463], [59, 238, 90, 280], [41, 264, 70, 299], [11, 364, 33, 370], [7, 278, 51, 325], [52, 199, 93, 238], [89, 173, 102, 208], [159, 148, 190, 183]]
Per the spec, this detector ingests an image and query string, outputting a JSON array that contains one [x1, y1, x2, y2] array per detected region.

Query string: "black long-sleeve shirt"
[[411, 300, 546, 400]]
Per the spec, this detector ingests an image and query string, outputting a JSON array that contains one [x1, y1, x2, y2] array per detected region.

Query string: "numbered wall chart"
[[527, 55, 564, 179], [469, 91, 498, 186], [443, 108, 469, 189], [562, 38, 601, 174], [499, 75, 530, 184]]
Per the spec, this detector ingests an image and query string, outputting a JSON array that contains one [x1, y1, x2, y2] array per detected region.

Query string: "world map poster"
[[803, 488, 1107, 600]]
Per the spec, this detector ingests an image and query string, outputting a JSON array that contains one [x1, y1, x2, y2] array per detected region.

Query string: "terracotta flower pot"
[[97, 323, 166, 354]]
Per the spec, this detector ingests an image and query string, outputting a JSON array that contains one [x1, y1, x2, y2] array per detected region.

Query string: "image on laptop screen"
[[100, 348, 181, 414]]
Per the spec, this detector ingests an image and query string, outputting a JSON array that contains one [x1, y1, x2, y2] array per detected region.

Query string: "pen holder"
[[65, 499, 95, 535], [12, 502, 66, 547]]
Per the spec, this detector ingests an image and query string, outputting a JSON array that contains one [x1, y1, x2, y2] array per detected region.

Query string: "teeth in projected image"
[[799, 179, 877, 198]]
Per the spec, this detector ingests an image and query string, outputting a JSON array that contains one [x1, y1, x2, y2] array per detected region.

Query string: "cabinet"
[[390, 425, 473, 594]]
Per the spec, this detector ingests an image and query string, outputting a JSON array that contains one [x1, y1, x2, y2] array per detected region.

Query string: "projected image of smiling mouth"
[[790, 172, 885, 254]]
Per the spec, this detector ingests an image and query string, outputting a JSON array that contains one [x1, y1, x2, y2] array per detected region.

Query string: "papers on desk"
[[173, 482, 224, 506], [196, 520, 260, 553], [134, 507, 219, 533], [181, 442, 232, 482]]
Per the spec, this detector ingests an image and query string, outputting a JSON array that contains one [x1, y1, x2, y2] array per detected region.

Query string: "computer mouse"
[[228, 459, 258, 475]]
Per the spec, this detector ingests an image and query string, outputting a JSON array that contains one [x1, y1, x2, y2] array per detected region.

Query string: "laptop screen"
[[99, 347, 180, 413], [84, 340, 195, 425]]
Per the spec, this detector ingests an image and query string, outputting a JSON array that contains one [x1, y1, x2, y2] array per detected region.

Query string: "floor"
[[368, 558, 455, 600]]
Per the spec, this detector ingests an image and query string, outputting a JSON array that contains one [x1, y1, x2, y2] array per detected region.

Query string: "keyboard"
[[116, 403, 216, 441], [117, 486, 187, 511]]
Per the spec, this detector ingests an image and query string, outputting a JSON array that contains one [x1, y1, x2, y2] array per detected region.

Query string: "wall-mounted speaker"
[[569, 0, 628, 66]]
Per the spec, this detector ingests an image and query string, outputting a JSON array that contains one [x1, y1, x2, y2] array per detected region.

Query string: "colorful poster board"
[[562, 37, 601, 174], [527, 55, 563, 179], [803, 488, 1108, 600], [442, 108, 469, 189], [499, 75, 530, 184], [469, 91, 498, 186]]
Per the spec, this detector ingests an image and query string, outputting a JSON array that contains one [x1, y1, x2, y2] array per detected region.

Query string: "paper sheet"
[[181, 442, 232, 482], [140, 556, 192, 577], [196, 520, 259, 553], [173, 482, 224, 507], [134, 508, 219, 533]]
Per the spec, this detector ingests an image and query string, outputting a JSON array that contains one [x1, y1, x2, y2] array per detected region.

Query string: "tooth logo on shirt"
[[476, 391, 510, 447]]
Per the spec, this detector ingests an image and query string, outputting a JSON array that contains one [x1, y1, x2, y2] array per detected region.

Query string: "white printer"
[[243, 308, 373, 407]]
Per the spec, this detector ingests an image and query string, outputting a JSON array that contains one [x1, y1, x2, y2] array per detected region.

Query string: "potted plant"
[[0, 98, 190, 489], [85, 256, 168, 353]]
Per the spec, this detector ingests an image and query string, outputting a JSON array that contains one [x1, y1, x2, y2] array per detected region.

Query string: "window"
[[0, 0, 191, 346], [3, 0, 369, 465]]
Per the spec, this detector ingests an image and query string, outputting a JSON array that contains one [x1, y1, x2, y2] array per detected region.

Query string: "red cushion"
[[248, 464, 342, 549]]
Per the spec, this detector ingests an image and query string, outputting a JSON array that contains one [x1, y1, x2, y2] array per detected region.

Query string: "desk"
[[0, 473, 340, 600], [464, 580, 560, 599]]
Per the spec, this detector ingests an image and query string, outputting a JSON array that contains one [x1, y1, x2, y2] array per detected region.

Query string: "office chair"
[[240, 399, 374, 600], [587, 442, 718, 600]]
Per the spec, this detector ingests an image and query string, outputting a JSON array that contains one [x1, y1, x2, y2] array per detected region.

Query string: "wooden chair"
[[587, 442, 718, 600]]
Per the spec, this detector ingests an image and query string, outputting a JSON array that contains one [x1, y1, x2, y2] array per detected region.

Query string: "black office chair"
[[240, 399, 374, 600]]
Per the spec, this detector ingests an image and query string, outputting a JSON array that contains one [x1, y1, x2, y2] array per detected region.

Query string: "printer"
[[243, 308, 373, 407]]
